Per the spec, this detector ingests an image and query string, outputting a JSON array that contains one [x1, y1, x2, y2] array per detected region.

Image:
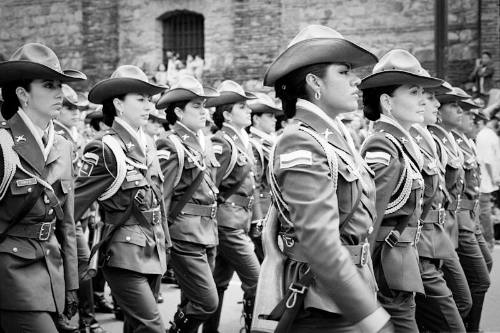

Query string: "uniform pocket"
[[112, 228, 147, 247], [0, 238, 37, 259], [60, 179, 73, 194]]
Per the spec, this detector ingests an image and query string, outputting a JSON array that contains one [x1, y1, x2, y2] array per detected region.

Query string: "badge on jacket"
[[79, 152, 99, 177]]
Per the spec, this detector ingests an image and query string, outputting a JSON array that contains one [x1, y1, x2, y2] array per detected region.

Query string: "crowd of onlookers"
[[151, 51, 205, 87]]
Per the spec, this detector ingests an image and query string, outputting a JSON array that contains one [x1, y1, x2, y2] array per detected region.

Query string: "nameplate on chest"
[[126, 170, 144, 182], [16, 178, 37, 187]]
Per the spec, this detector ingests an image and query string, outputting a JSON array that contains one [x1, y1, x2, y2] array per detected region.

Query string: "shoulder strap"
[[98, 135, 127, 201], [0, 128, 17, 200], [222, 133, 238, 180], [167, 134, 185, 187], [250, 137, 265, 169]]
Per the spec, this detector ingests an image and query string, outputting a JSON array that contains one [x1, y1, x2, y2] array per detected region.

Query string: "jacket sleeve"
[[156, 137, 180, 217], [211, 135, 232, 187], [74, 140, 115, 221], [361, 134, 401, 244], [275, 129, 383, 325], [251, 144, 265, 221], [56, 140, 78, 291]]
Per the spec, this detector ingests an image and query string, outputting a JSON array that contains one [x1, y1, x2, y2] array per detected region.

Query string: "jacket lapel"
[[8, 113, 45, 175], [112, 120, 146, 165]]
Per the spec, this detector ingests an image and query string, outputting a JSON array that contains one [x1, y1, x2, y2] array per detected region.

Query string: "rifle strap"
[[168, 170, 204, 220]]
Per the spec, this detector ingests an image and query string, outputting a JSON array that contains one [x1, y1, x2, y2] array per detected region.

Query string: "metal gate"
[[162, 10, 204, 63]]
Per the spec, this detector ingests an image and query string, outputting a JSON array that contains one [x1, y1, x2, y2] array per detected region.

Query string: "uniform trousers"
[[415, 258, 465, 332], [476, 230, 493, 272], [103, 266, 164, 333], [457, 229, 491, 331], [170, 240, 218, 320], [441, 255, 472, 318], [0, 310, 57, 333], [479, 193, 495, 249]]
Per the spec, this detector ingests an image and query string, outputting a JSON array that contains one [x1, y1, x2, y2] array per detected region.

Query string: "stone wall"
[[480, 0, 500, 85]]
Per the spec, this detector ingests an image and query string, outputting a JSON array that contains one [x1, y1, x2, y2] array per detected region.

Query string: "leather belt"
[[422, 208, 446, 225], [376, 225, 422, 247], [142, 207, 161, 225], [177, 202, 217, 219], [281, 236, 370, 267], [7, 220, 56, 241], [448, 198, 479, 212], [225, 194, 254, 210]]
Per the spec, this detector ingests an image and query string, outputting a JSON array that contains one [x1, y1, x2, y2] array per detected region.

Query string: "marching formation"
[[0, 24, 496, 333]]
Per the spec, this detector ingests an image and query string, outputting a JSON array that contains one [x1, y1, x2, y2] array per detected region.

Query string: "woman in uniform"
[[74, 65, 170, 333], [202, 80, 260, 333], [155, 75, 220, 332], [257, 25, 391, 333], [435, 87, 491, 332], [409, 81, 466, 332], [0, 43, 84, 332], [360, 49, 442, 332]]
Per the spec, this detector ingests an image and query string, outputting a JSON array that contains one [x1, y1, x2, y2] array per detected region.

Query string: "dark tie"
[[42, 131, 49, 147]]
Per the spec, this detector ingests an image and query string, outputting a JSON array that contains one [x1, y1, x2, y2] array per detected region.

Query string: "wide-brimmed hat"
[[360, 49, 442, 90], [0, 43, 86, 87], [248, 92, 282, 115], [89, 65, 166, 104], [149, 109, 167, 123], [85, 106, 103, 121], [459, 98, 481, 111], [62, 84, 88, 108], [156, 75, 218, 109], [423, 74, 452, 95], [204, 80, 256, 107], [436, 86, 471, 105], [264, 25, 377, 86], [470, 109, 489, 121]]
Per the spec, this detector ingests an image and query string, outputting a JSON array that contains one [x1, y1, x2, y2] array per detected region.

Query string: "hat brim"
[[204, 91, 256, 108], [85, 110, 103, 120], [425, 84, 452, 95], [264, 38, 378, 86], [149, 114, 168, 123], [89, 78, 166, 104], [0, 61, 86, 87], [359, 71, 442, 90], [458, 100, 480, 111], [156, 87, 218, 109], [249, 103, 283, 115], [436, 93, 469, 105]]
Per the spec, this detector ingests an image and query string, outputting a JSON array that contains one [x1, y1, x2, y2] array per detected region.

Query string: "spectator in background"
[[469, 51, 495, 100], [192, 54, 205, 81], [154, 63, 168, 86], [475, 109, 500, 250]]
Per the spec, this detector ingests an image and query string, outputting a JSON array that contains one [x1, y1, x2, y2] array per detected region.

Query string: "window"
[[161, 10, 204, 63]]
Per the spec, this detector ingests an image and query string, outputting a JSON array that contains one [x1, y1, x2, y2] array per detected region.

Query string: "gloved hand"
[[63, 289, 79, 319]]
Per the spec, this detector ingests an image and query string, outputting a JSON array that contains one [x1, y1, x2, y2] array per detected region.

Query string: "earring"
[[314, 91, 321, 100], [179, 114, 183, 121]]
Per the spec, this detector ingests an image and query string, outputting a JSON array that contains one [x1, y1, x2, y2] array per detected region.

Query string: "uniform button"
[[46, 249, 50, 256], [368, 226, 374, 234], [125, 236, 131, 242], [135, 181, 140, 186], [231, 202, 235, 206], [48, 209, 53, 215], [12, 247, 18, 253], [44, 195, 50, 204], [27, 187, 32, 193]]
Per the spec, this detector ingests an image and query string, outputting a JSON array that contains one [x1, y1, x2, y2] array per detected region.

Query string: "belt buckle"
[[384, 230, 400, 248], [414, 222, 423, 244], [39, 222, 52, 241], [247, 196, 254, 210], [360, 243, 369, 266], [438, 208, 446, 225], [152, 209, 161, 225], [210, 204, 217, 219]]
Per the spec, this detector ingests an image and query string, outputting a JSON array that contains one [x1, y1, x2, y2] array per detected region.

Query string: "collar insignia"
[[126, 142, 135, 149], [415, 135, 422, 142], [15, 135, 26, 143], [401, 137, 408, 144], [181, 134, 189, 141]]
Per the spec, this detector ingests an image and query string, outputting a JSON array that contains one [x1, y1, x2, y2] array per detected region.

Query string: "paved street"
[[98, 246, 500, 333]]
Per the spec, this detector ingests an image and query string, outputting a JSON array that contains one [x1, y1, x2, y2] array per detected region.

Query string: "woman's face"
[[144, 119, 162, 137], [387, 84, 425, 127], [253, 112, 277, 134], [440, 102, 463, 129], [422, 91, 440, 125], [178, 97, 207, 132], [228, 102, 252, 129], [24, 79, 63, 120], [460, 112, 475, 134], [117, 93, 153, 129], [316, 63, 361, 113]]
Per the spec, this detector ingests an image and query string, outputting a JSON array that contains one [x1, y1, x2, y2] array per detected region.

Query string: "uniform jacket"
[[249, 126, 274, 221], [428, 125, 470, 237], [156, 122, 219, 247], [212, 124, 256, 230], [54, 119, 82, 173], [361, 118, 424, 294], [410, 125, 456, 259], [0, 113, 78, 312], [74, 119, 170, 275], [272, 101, 382, 324]]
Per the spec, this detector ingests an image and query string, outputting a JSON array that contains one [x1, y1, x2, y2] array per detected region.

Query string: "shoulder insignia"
[[365, 151, 391, 166], [213, 145, 223, 154], [157, 149, 171, 160], [279, 150, 312, 169], [82, 152, 99, 165], [78, 160, 95, 177]]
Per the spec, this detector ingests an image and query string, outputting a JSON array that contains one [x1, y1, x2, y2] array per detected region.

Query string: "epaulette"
[[98, 135, 127, 201], [222, 133, 238, 181], [166, 134, 185, 188]]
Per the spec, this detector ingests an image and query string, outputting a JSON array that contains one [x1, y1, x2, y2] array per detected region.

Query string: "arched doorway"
[[160, 10, 204, 65]]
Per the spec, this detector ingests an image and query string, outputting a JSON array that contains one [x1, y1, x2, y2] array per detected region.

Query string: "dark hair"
[[102, 94, 126, 127], [274, 63, 330, 118], [89, 118, 101, 131], [481, 51, 492, 58], [165, 100, 189, 127], [1, 80, 32, 120], [213, 103, 235, 129], [361, 85, 399, 121]]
